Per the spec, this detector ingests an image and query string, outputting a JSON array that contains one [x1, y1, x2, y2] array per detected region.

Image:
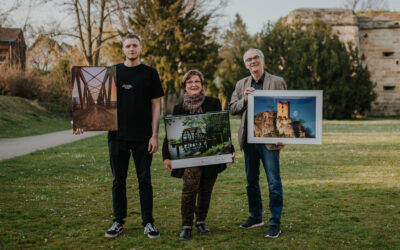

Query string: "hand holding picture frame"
[[164, 111, 234, 169], [72, 66, 117, 131], [247, 90, 323, 145]]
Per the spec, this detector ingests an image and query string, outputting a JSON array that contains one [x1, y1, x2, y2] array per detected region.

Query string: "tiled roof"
[[0, 27, 23, 42]]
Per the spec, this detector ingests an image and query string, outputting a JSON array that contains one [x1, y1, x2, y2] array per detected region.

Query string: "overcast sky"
[[3, 0, 400, 40]]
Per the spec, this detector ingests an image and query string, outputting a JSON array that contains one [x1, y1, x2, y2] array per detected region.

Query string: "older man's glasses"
[[245, 55, 260, 63]]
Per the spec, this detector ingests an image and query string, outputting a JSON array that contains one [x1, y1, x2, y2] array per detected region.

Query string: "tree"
[[27, 35, 64, 71], [38, 58, 73, 112], [259, 19, 376, 119], [0, 1, 21, 25], [217, 14, 255, 108], [27, 32, 86, 72], [128, 0, 221, 115], [342, 0, 389, 11], [45, 0, 131, 66], [203, 112, 230, 144]]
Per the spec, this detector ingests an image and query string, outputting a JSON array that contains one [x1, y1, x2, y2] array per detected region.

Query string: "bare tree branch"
[[342, 0, 389, 11], [74, 0, 89, 62], [77, 0, 88, 27], [32, 0, 132, 65], [115, 0, 128, 32], [0, 0, 22, 25], [94, 0, 106, 64], [86, 0, 93, 65]]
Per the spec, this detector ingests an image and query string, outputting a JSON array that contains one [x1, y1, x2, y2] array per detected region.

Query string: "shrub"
[[0, 65, 41, 99], [38, 60, 72, 113], [0, 61, 72, 113]]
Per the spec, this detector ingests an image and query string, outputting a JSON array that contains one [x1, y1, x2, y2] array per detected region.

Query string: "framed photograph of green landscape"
[[247, 90, 323, 144], [164, 111, 234, 169], [72, 66, 117, 131]]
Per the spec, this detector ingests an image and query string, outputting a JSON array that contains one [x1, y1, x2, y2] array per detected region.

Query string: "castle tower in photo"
[[277, 101, 289, 118], [253, 100, 308, 138], [285, 9, 400, 116], [276, 101, 294, 137]]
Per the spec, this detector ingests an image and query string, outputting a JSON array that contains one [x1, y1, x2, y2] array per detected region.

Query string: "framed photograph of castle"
[[247, 90, 323, 145], [164, 111, 234, 169], [72, 66, 117, 131]]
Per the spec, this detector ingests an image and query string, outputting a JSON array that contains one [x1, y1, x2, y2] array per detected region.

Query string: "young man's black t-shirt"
[[109, 63, 164, 142]]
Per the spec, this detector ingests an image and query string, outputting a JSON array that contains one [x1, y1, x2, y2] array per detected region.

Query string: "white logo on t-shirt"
[[121, 84, 133, 90]]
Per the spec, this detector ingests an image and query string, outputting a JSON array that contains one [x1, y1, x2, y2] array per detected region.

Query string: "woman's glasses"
[[186, 80, 202, 85]]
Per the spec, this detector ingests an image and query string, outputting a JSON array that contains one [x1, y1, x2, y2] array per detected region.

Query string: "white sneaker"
[[105, 222, 123, 238], [144, 223, 160, 238]]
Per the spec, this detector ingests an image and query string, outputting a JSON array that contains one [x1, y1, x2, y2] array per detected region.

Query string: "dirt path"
[[0, 130, 105, 161]]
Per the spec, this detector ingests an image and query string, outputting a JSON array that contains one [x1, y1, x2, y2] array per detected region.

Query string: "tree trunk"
[[161, 95, 168, 118]]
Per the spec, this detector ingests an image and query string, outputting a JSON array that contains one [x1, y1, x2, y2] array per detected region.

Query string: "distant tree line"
[[0, 0, 378, 119], [218, 16, 376, 119]]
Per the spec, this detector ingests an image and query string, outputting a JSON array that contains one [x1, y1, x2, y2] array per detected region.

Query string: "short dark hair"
[[181, 69, 204, 90], [122, 34, 141, 45]]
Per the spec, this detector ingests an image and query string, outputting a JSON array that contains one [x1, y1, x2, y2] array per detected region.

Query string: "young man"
[[105, 34, 164, 239], [76, 34, 164, 238], [229, 48, 286, 238]]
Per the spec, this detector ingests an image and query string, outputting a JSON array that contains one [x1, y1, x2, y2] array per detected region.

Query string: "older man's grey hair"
[[243, 48, 264, 63]]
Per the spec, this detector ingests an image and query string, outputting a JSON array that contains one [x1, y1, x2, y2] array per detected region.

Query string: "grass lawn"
[[0, 117, 399, 249], [0, 96, 71, 138]]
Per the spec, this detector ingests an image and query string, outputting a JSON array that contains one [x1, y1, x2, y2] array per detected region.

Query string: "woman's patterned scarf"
[[182, 90, 205, 115]]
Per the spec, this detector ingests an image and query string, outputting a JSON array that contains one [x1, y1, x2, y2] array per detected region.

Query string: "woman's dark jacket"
[[162, 96, 234, 178]]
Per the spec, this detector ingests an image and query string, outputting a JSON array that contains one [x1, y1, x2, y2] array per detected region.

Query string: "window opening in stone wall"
[[383, 52, 394, 57], [383, 86, 396, 90], [396, 60, 399, 65], [0, 54, 7, 64], [363, 33, 368, 38]]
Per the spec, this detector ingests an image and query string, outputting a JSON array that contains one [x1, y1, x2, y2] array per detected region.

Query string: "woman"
[[162, 69, 234, 240]]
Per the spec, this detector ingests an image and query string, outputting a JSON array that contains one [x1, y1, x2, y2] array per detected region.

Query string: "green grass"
[[0, 96, 71, 138], [0, 117, 399, 249]]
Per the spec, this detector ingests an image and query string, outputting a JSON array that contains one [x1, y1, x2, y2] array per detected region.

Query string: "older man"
[[229, 48, 286, 238]]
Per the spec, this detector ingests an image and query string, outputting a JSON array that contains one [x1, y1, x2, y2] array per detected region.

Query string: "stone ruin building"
[[285, 9, 400, 116], [276, 102, 295, 137], [254, 110, 276, 137], [253, 101, 306, 138]]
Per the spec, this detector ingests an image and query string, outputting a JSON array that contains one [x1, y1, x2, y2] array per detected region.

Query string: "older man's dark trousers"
[[243, 143, 283, 226], [108, 138, 154, 227]]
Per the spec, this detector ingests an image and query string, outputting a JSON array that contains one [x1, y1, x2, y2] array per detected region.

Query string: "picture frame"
[[164, 111, 234, 169], [247, 90, 323, 144], [72, 66, 117, 131]]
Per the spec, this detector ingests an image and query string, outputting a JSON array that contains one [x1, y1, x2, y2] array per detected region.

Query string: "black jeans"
[[108, 138, 154, 226]]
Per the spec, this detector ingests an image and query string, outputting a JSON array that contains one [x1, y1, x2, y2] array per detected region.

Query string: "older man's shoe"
[[265, 225, 281, 238], [179, 227, 192, 240], [240, 217, 264, 229]]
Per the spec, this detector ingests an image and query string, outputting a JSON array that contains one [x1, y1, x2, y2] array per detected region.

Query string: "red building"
[[0, 27, 26, 69]]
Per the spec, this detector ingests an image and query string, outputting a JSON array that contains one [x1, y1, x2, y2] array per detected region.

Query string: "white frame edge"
[[171, 154, 233, 169], [247, 90, 323, 145]]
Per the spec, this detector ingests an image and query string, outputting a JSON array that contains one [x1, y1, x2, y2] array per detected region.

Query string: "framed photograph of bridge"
[[164, 111, 234, 169], [72, 66, 117, 131], [247, 90, 323, 145]]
